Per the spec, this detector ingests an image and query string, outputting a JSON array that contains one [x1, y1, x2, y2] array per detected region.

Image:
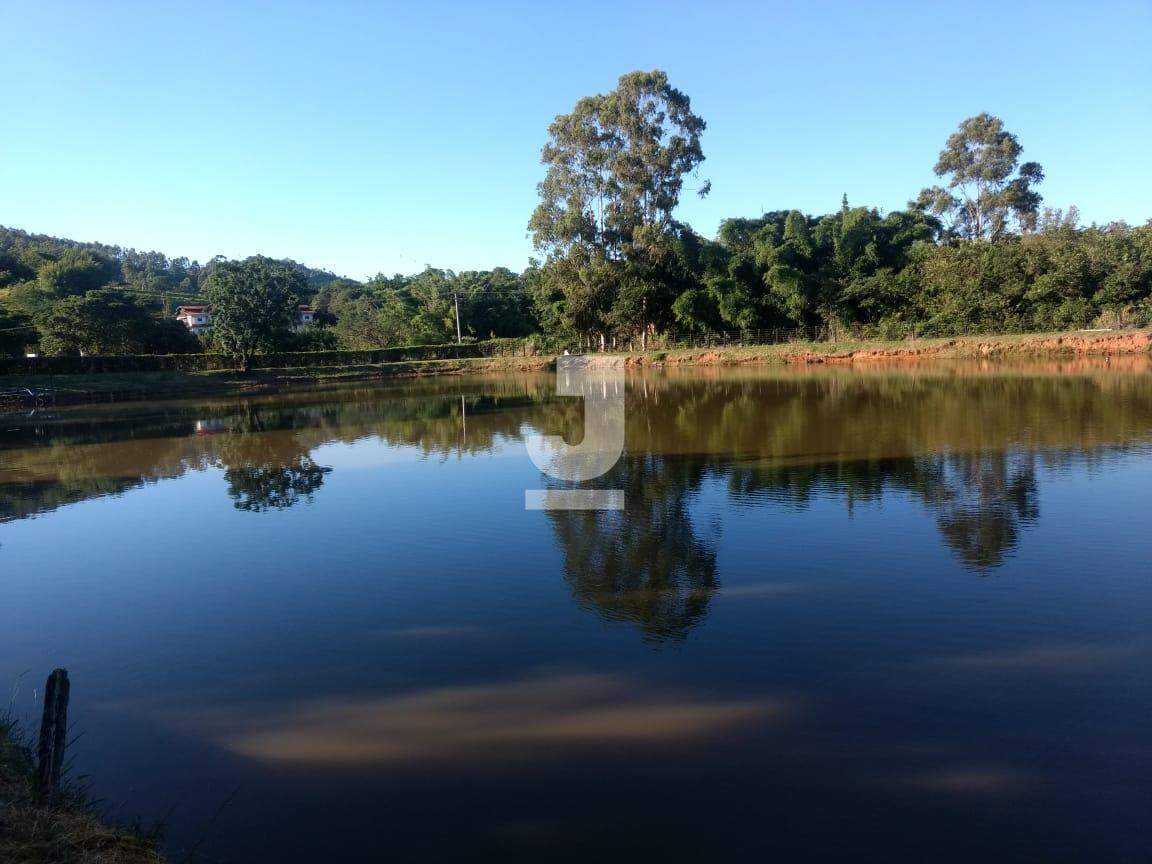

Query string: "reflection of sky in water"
[[0, 370, 1151, 862]]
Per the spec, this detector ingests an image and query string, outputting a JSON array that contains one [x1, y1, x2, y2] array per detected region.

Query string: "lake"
[[2, 361, 1151, 861]]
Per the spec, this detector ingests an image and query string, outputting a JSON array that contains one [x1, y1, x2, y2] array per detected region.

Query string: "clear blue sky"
[[2, 0, 1149, 280]]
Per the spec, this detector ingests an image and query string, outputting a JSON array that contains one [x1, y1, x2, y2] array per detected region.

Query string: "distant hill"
[[0, 225, 356, 307]]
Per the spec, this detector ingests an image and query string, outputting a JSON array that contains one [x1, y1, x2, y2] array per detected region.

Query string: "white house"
[[176, 304, 316, 334], [175, 305, 212, 333], [294, 305, 316, 331]]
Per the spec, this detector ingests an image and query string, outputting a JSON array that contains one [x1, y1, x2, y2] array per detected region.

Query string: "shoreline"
[[0, 354, 555, 408], [619, 328, 1152, 367], [2, 329, 1149, 408], [0, 721, 164, 864]]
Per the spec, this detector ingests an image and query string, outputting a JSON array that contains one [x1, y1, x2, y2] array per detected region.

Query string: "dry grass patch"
[[0, 720, 165, 864]]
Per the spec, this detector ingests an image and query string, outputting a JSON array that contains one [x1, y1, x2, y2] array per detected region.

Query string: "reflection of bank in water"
[[0, 385, 55, 411], [718, 447, 1043, 571], [3, 368, 1151, 584], [540, 447, 1042, 641], [194, 418, 226, 435]]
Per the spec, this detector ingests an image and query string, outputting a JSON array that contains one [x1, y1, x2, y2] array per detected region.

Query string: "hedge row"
[[0, 338, 539, 376]]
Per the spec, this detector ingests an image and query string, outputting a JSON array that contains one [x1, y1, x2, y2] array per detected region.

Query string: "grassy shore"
[[1, 354, 555, 407], [2, 328, 1148, 408], [0, 719, 164, 864]]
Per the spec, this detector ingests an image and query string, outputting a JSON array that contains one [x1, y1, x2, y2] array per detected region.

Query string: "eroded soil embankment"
[[616, 330, 1152, 367]]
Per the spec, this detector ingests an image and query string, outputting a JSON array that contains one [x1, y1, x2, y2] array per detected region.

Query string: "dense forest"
[[2, 69, 1150, 359]]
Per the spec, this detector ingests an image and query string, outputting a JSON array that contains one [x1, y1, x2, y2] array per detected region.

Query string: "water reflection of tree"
[[2, 371, 1146, 574], [546, 455, 718, 642], [0, 383, 552, 522], [725, 451, 1040, 571], [223, 457, 330, 512], [918, 452, 1039, 570], [213, 407, 332, 512]]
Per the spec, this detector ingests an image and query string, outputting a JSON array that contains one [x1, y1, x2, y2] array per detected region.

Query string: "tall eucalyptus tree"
[[915, 113, 1044, 241], [529, 70, 708, 347]]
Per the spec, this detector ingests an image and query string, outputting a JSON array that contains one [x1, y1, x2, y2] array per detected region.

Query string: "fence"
[[591, 324, 905, 352], [650, 326, 838, 350], [0, 337, 536, 376], [635, 320, 1112, 352], [2, 324, 1134, 376]]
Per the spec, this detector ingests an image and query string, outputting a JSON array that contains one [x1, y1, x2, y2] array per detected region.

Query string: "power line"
[[370, 287, 532, 299], [108, 285, 203, 300]]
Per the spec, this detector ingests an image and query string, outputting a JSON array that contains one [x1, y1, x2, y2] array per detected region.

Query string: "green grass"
[[0, 354, 554, 407]]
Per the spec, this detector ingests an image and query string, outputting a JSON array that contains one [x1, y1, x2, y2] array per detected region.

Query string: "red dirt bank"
[[620, 329, 1152, 367]]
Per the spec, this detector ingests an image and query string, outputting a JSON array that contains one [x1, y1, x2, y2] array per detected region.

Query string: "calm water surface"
[[2, 363, 1151, 861]]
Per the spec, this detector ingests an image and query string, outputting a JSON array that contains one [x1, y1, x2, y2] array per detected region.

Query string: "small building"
[[175, 305, 212, 334], [175, 304, 315, 334], [195, 418, 227, 435], [295, 305, 316, 331]]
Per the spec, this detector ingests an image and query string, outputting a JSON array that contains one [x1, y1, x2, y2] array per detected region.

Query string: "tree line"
[[2, 68, 1150, 364], [527, 71, 1150, 346]]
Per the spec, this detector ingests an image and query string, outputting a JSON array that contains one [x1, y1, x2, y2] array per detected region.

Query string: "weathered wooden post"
[[35, 668, 70, 805]]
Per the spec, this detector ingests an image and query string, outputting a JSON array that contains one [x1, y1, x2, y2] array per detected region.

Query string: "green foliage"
[[0, 306, 34, 356], [0, 225, 342, 302], [315, 266, 536, 349], [914, 113, 1044, 240], [683, 204, 940, 334], [1, 97, 1150, 361], [36, 249, 120, 297], [905, 224, 1152, 334], [528, 69, 708, 345], [455, 267, 535, 339], [204, 257, 303, 369], [34, 289, 184, 356], [284, 324, 340, 352], [148, 318, 203, 355], [0, 226, 349, 359]]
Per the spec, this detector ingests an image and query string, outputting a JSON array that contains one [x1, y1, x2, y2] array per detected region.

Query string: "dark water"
[[2, 362, 1151, 861]]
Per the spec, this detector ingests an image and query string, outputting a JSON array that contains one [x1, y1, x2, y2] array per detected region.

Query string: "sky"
[[1, 0, 1149, 280]]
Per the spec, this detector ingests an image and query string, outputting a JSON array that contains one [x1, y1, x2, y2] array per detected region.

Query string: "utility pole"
[[453, 292, 462, 343]]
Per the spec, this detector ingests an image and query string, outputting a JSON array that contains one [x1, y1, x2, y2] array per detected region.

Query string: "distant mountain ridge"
[[0, 224, 355, 301]]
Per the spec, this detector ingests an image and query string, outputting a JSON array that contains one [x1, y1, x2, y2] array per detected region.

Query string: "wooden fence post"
[[35, 668, 70, 806]]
